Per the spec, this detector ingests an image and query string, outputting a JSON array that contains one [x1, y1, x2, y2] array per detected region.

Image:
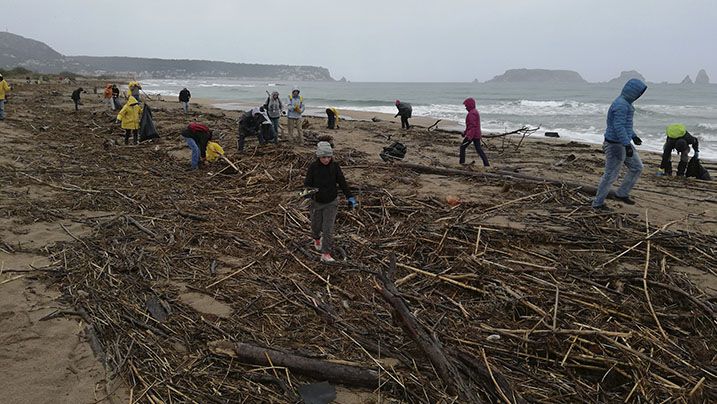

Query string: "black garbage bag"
[[139, 104, 159, 141], [380, 141, 407, 161], [686, 155, 711, 180]]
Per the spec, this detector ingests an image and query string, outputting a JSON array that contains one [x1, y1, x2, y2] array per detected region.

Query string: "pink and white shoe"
[[313, 238, 322, 251], [320, 253, 336, 263]]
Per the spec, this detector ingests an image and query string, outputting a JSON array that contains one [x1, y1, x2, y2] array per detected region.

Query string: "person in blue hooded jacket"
[[592, 79, 647, 209]]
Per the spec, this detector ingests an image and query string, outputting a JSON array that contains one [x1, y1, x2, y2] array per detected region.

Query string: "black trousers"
[[459, 138, 490, 166], [124, 129, 138, 144], [73, 100, 80, 111], [400, 116, 410, 129]]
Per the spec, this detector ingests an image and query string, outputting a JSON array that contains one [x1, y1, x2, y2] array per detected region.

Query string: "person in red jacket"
[[459, 97, 489, 166]]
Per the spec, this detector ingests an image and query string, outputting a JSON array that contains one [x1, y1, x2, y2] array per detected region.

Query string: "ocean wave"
[[697, 122, 717, 131], [197, 83, 257, 88], [639, 104, 717, 118]]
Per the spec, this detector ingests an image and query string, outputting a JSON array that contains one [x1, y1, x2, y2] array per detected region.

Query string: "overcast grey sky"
[[4, 0, 716, 82]]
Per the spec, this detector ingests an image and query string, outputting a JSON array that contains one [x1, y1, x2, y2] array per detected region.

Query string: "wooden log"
[[219, 154, 241, 173], [207, 340, 378, 388]]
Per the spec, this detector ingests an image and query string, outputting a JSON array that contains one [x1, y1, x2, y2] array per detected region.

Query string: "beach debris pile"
[[3, 86, 717, 403]]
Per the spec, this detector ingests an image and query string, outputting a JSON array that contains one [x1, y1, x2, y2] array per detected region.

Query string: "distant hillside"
[[607, 70, 646, 85], [486, 69, 587, 83], [0, 32, 333, 80]]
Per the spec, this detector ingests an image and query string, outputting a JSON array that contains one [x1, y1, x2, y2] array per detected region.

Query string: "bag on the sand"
[[686, 155, 711, 180], [139, 104, 160, 141], [380, 141, 407, 161], [188, 122, 210, 133]]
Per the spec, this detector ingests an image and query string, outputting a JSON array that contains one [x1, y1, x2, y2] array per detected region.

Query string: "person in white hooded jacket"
[[287, 87, 304, 143]]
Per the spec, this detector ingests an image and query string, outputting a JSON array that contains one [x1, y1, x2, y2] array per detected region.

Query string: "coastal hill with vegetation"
[[0, 32, 334, 81]]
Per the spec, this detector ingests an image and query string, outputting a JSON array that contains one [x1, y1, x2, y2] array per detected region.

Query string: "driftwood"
[[207, 340, 379, 388]]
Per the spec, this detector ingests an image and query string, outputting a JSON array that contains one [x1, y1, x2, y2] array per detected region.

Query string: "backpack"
[[686, 156, 711, 181], [380, 142, 407, 161], [188, 122, 210, 133]]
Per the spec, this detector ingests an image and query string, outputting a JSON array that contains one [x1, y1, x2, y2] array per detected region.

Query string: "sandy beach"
[[1, 79, 716, 402]]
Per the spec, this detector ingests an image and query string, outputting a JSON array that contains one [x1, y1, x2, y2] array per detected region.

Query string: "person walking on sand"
[[117, 96, 143, 145], [0, 74, 11, 121], [394, 100, 412, 129], [287, 88, 304, 143], [303, 141, 357, 263], [592, 79, 647, 210], [659, 124, 700, 176], [179, 87, 191, 114], [459, 98, 489, 167], [264, 91, 283, 137]]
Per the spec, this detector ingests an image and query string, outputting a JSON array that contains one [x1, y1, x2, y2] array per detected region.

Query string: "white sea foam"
[[697, 122, 717, 130], [196, 83, 256, 88]]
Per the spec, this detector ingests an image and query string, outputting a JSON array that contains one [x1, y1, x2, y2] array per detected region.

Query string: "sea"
[[141, 79, 717, 160]]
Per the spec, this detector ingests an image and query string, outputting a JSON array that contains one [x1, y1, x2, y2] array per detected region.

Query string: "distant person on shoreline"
[[326, 107, 339, 129], [264, 91, 283, 137], [0, 74, 10, 120], [71, 87, 85, 111], [459, 98, 489, 167], [394, 100, 412, 129], [179, 87, 191, 114], [117, 96, 143, 145], [592, 79, 647, 210], [287, 87, 304, 143], [660, 124, 699, 176]]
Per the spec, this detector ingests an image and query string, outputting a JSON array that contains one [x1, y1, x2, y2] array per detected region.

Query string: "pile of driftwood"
[[3, 87, 716, 403]]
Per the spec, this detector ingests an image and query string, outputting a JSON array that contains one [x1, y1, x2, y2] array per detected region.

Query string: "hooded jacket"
[[395, 102, 412, 118], [463, 98, 482, 141], [0, 78, 11, 100], [604, 79, 647, 146], [117, 96, 143, 130], [287, 89, 304, 119], [206, 141, 225, 162], [265, 92, 283, 118]]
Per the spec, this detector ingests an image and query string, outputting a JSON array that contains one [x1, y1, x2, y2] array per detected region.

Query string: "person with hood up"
[[394, 100, 412, 129], [179, 87, 191, 114], [71, 87, 85, 111], [592, 79, 647, 210], [326, 107, 340, 129], [659, 124, 700, 176], [287, 88, 304, 143], [0, 74, 11, 120], [127, 81, 142, 103], [459, 98, 489, 167], [264, 91, 283, 137], [116, 96, 143, 145], [303, 141, 357, 263]]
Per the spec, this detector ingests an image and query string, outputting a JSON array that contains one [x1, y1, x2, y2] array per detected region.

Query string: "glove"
[[347, 196, 358, 209], [625, 145, 633, 158], [632, 136, 642, 146]]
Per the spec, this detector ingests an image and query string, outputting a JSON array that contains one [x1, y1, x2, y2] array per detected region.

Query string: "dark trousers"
[[73, 100, 80, 111], [124, 129, 138, 145], [459, 138, 489, 166], [327, 114, 336, 129], [400, 116, 410, 129], [237, 126, 276, 151]]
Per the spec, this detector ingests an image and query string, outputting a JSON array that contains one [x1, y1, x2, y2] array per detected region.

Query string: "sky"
[[3, 0, 716, 82]]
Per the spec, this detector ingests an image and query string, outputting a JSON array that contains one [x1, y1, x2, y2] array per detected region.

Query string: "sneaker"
[[313, 238, 322, 251], [615, 196, 636, 205], [320, 253, 336, 263]]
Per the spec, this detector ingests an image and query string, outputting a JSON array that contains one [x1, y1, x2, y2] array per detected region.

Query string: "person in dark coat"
[[303, 141, 357, 263], [394, 99, 412, 129], [660, 124, 700, 176], [237, 107, 275, 151], [181, 123, 211, 170], [179, 88, 191, 114], [71, 87, 85, 111]]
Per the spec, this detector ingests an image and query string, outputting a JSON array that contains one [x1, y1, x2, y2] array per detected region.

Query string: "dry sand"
[[1, 79, 715, 402]]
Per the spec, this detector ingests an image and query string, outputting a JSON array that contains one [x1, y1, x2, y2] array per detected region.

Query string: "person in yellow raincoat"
[[127, 81, 142, 103], [326, 107, 340, 129], [206, 137, 225, 163], [117, 96, 143, 144], [0, 73, 11, 120]]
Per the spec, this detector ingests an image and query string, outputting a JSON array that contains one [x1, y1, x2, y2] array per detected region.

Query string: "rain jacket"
[[604, 79, 647, 146], [327, 107, 340, 121], [0, 78, 10, 100], [395, 102, 412, 118], [287, 90, 304, 119], [117, 96, 143, 130], [265, 93, 283, 118], [206, 141, 225, 162], [463, 98, 482, 140]]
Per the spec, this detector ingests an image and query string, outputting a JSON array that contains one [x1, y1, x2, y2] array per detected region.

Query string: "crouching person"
[[181, 122, 211, 170], [660, 124, 699, 176], [304, 141, 357, 263]]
